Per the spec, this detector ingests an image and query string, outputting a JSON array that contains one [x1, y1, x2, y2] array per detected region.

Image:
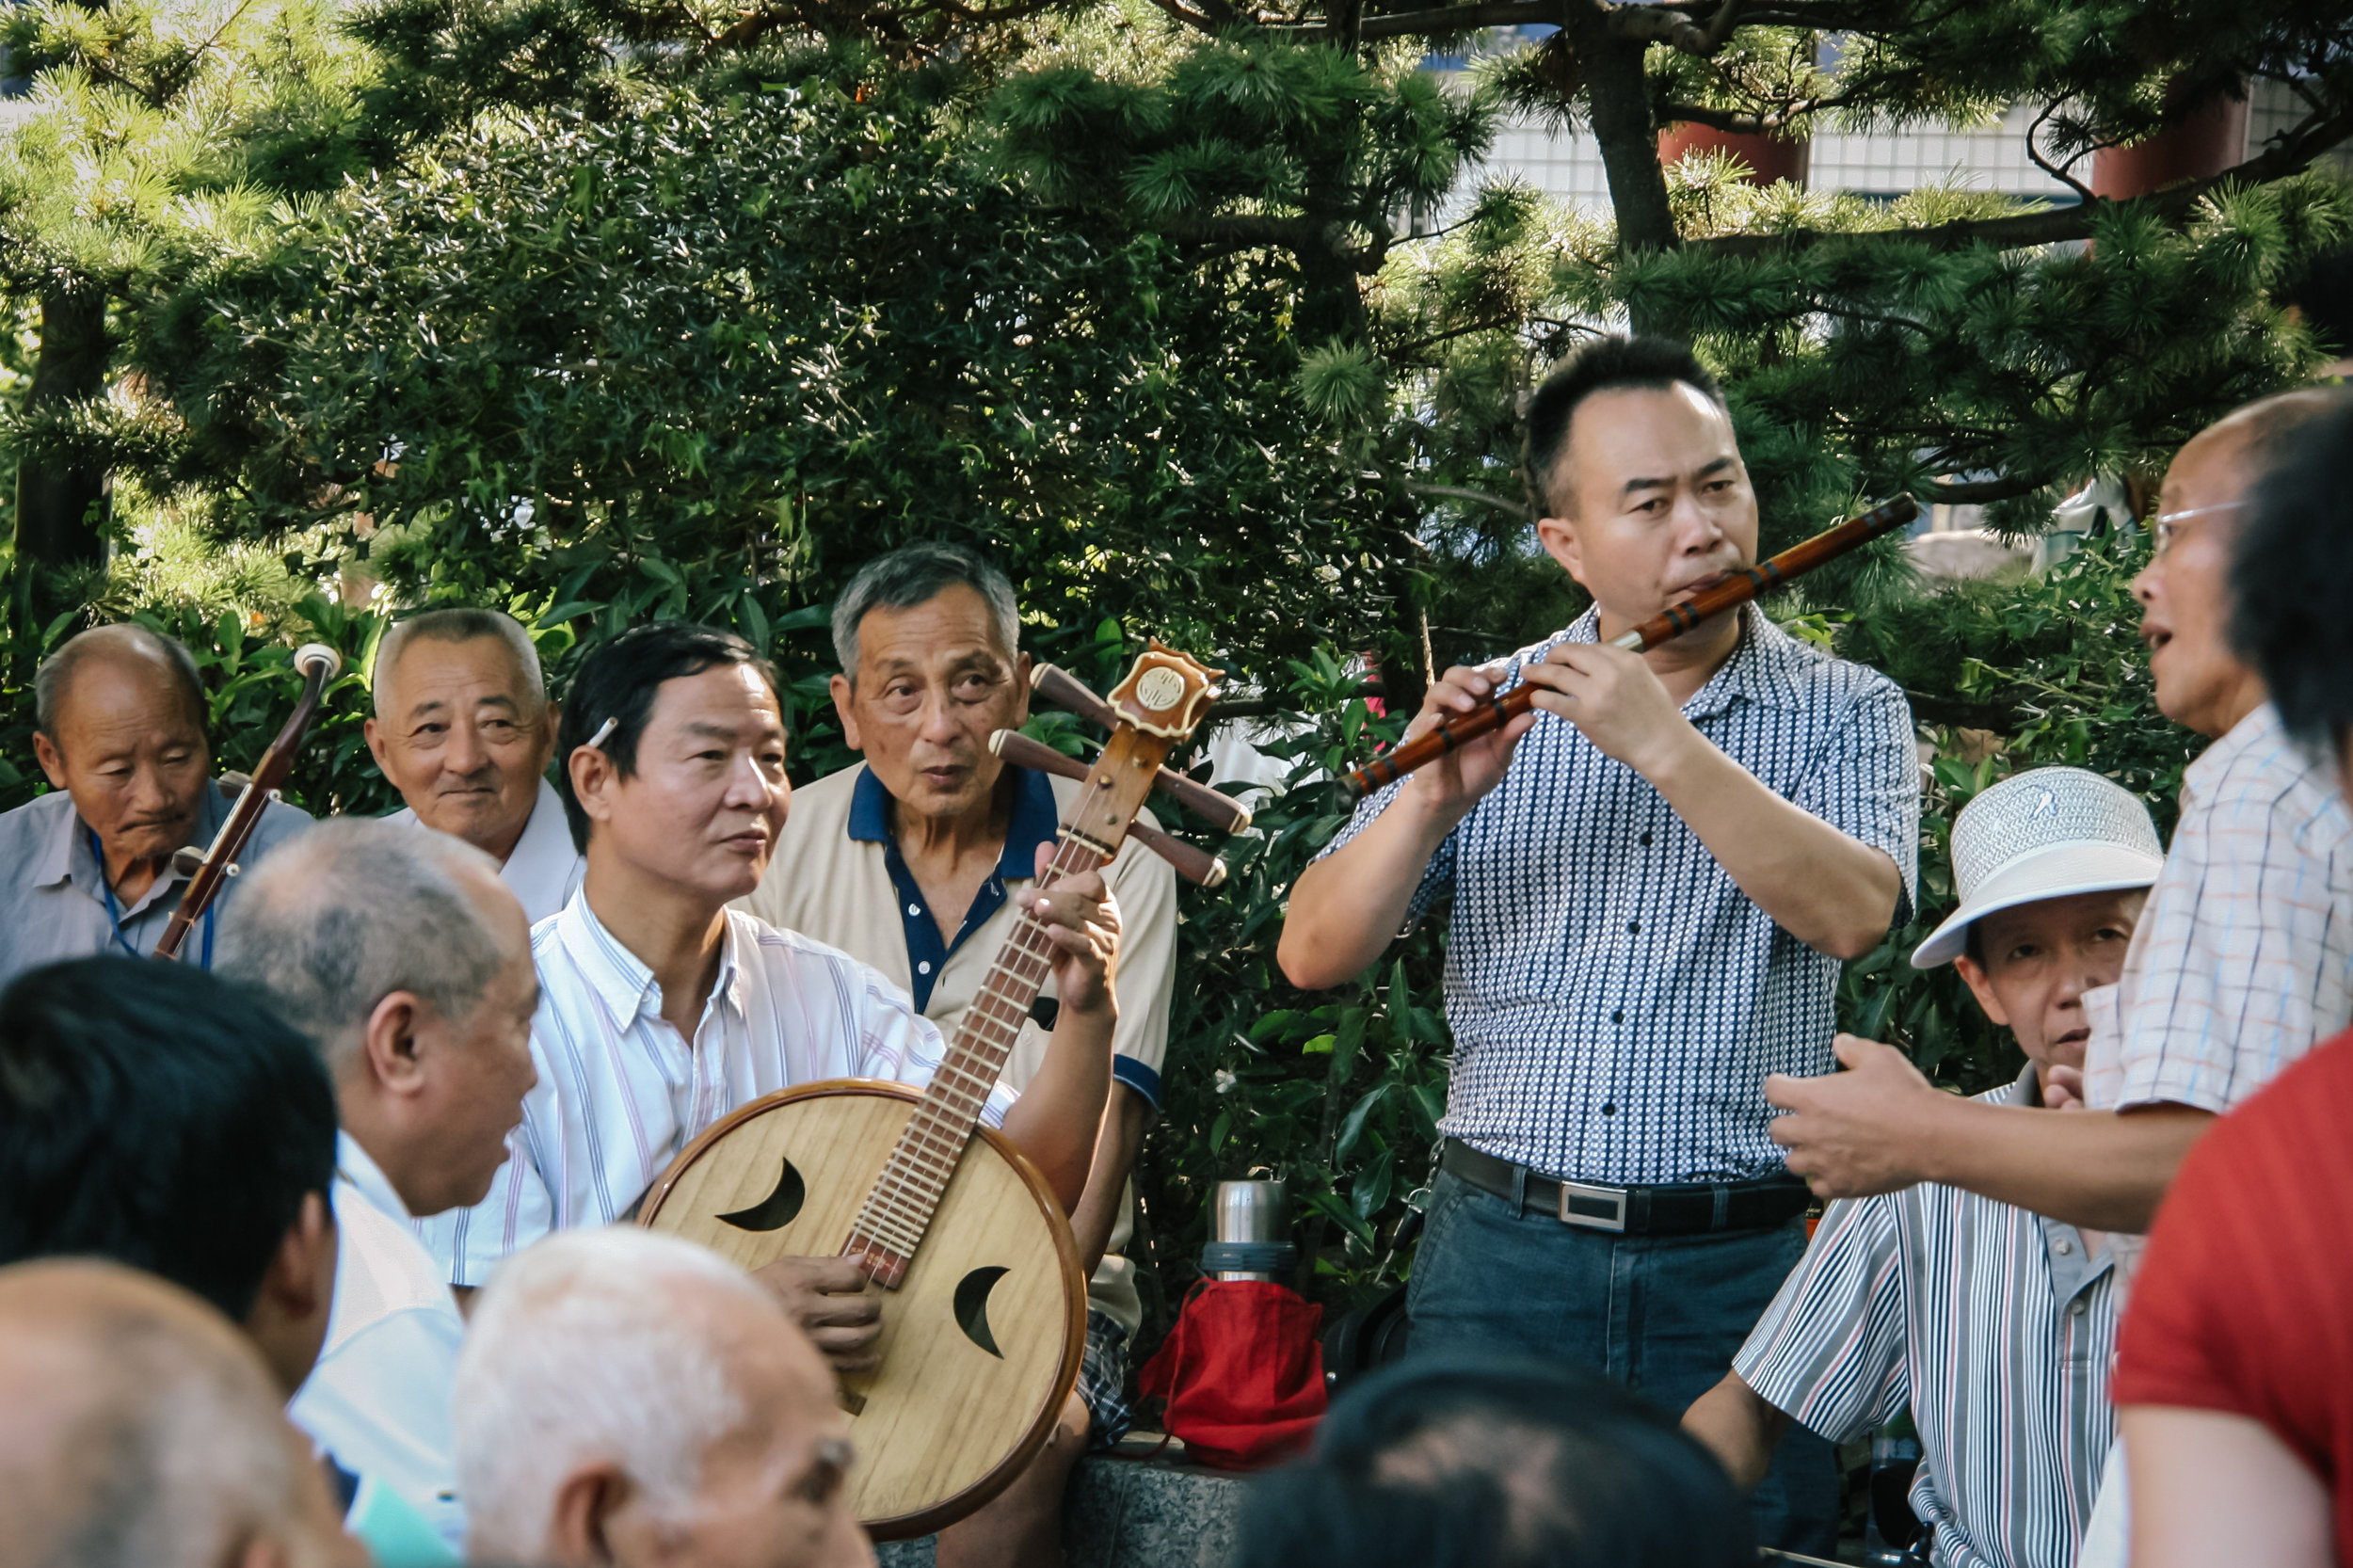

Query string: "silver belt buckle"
[[1557, 1179, 1628, 1232]]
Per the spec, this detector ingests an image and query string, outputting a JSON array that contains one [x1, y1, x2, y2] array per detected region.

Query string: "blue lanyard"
[[90, 827, 213, 968]]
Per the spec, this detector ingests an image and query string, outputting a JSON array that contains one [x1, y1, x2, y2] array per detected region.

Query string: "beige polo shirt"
[[737, 760, 1177, 1338]]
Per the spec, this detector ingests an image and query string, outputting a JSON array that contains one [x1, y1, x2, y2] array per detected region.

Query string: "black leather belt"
[[1440, 1139, 1813, 1237]]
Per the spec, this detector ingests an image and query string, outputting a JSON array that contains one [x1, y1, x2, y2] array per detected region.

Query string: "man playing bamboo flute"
[[1278, 334, 1920, 1553]]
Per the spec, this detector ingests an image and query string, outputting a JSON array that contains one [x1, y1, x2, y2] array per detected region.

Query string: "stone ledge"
[[877, 1450, 1250, 1568]]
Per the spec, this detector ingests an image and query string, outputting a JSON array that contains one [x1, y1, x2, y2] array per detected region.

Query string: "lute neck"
[[841, 792, 1126, 1288]]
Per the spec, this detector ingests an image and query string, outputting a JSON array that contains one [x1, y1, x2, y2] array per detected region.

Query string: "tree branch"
[[1684, 99, 2353, 259], [1353, 0, 1549, 40], [1655, 89, 1863, 136], [1600, 0, 1728, 56], [1406, 481, 1532, 520]]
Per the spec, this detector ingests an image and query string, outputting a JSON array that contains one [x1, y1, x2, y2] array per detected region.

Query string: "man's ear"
[[548, 1463, 630, 1568], [1010, 651, 1033, 728], [32, 730, 67, 791], [1952, 953, 2012, 1028], [361, 991, 431, 1096], [1534, 512, 1588, 587], [362, 716, 392, 776], [568, 744, 618, 833], [829, 673, 863, 752]]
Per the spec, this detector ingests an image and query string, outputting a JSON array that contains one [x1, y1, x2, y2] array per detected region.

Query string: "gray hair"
[[216, 817, 510, 1078], [456, 1228, 772, 1561], [373, 607, 545, 719], [830, 542, 1018, 678], [34, 624, 207, 737], [0, 1261, 312, 1568]]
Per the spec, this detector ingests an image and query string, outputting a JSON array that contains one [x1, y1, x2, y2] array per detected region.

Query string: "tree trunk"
[[1564, 2, 1678, 271], [15, 284, 111, 572]]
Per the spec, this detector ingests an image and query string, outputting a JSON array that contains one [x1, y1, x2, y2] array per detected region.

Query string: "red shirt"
[[2115, 1026, 2353, 1560]]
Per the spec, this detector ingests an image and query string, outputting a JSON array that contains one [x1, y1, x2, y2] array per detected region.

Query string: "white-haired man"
[[0, 1257, 363, 1568], [220, 817, 541, 1551], [456, 1228, 872, 1568], [370, 607, 583, 923]]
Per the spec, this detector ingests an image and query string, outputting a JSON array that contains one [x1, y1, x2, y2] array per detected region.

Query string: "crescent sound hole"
[[953, 1266, 1011, 1358], [717, 1158, 807, 1232]]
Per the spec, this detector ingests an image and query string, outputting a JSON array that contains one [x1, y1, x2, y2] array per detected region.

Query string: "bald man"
[[221, 818, 541, 1552], [0, 1258, 362, 1568], [0, 624, 311, 986], [456, 1229, 872, 1568]]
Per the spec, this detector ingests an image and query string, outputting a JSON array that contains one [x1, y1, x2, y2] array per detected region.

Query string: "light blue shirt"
[[0, 783, 311, 989], [291, 1134, 469, 1554]]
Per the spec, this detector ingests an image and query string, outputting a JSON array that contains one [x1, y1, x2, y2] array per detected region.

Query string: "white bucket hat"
[[1911, 765, 2165, 970]]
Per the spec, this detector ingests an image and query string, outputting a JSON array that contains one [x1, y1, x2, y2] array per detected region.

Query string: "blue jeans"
[[1407, 1168, 1841, 1556]]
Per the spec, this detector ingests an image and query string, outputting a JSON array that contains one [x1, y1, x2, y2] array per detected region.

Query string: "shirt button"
[[1610, 1009, 1625, 1023], [2070, 1300, 2087, 1316], [917, 961, 933, 975], [1600, 1103, 1617, 1116], [2055, 1238, 2073, 1256], [1625, 920, 1641, 935], [907, 904, 921, 917], [1639, 832, 1653, 846]]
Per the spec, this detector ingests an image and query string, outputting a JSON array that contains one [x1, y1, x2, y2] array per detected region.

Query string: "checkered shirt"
[[419, 896, 1015, 1288], [1319, 606, 1919, 1185], [2084, 701, 2353, 1116]]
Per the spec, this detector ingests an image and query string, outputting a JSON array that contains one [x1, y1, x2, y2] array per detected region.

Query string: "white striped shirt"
[[1321, 605, 1919, 1184], [419, 896, 1015, 1288], [1735, 1070, 2118, 1568]]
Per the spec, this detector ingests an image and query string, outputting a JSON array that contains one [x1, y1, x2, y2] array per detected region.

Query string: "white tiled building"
[[1457, 72, 2323, 215]]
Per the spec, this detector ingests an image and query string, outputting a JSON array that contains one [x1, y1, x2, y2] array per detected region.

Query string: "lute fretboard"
[[841, 824, 1116, 1288]]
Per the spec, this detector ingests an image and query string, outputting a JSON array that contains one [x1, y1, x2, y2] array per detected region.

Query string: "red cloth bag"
[[1136, 1279, 1328, 1469]]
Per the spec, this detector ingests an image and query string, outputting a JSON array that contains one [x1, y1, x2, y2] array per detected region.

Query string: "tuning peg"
[[1026, 666, 1254, 833], [170, 847, 208, 878], [990, 730, 1229, 887]]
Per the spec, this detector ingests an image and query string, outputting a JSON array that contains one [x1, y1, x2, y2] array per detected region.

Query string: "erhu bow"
[[153, 643, 343, 962], [1340, 495, 1919, 800]]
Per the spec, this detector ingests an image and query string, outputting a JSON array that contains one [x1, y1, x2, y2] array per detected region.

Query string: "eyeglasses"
[[2149, 501, 2249, 559]]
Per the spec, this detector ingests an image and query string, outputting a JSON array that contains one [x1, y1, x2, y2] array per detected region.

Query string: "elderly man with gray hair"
[[219, 817, 541, 1553], [456, 1227, 872, 1568], [740, 541, 1178, 1568], [368, 607, 583, 923]]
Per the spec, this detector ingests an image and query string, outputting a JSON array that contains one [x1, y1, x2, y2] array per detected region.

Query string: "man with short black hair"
[[221, 817, 541, 1551], [1236, 1352, 1753, 1568], [1280, 333, 1919, 1550], [370, 606, 582, 923], [740, 542, 1178, 1568], [0, 623, 311, 985], [0, 957, 450, 1559], [423, 621, 1122, 1392]]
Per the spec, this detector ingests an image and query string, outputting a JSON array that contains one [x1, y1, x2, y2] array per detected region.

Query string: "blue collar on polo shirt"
[[850, 761, 1061, 1013]]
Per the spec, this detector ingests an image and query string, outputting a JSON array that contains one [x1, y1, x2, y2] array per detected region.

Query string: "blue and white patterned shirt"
[[1319, 605, 1918, 1185]]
